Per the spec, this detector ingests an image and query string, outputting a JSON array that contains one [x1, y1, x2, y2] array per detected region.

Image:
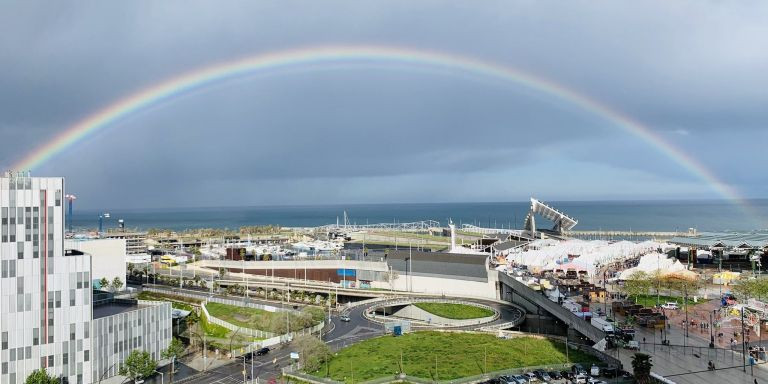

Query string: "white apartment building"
[[1, 172, 93, 384], [1, 172, 171, 384]]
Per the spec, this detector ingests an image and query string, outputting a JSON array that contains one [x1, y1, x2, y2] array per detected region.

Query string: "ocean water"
[[69, 200, 768, 232]]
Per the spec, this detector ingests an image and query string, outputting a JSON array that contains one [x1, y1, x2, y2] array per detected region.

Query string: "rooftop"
[[669, 231, 768, 249], [93, 301, 147, 319]]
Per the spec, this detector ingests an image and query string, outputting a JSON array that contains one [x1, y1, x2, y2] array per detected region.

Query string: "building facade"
[[91, 300, 171, 381], [1, 172, 93, 384], [103, 232, 148, 257], [64, 238, 127, 288]]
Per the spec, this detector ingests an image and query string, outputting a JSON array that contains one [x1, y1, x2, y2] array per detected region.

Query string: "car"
[[512, 374, 528, 384], [560, 370, 573, 380], [600, 367, 618, 378], [525, 372, 538, 382], [574, 374, 588, 384], [590, 364, 600, 377], [660, 302, 679, 310], [548, 371, 561, 380], [340, 315, 351, 322], [256, 347, 270, 356], [539, 371, 551, 381], [572, 364, 588, 376]]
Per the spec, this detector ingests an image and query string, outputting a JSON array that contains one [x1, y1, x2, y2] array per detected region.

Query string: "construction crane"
[[65, 194, 76, 233]]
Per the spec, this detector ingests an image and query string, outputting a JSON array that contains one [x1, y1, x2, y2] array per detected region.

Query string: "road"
[[174, 296, 523, 383]]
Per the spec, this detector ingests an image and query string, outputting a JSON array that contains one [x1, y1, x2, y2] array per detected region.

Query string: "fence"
[[230, 321, 327, 358], [144, 286, 299, 314], [200, 301, 277, 339], [283, 363, 577, 384], [363, 297, 502, 328]]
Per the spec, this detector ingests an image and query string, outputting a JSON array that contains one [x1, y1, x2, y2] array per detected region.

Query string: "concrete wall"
[[65, 238, 126, 285], [390, 274, 497, 299]]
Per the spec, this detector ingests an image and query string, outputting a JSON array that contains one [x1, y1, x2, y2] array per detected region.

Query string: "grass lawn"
[[413, 303, 494, 320], [308, 331, 597, 382], [200, 311, 230, 338], [630, 294, 696, 308], [137, 290, 199, 311], [205, 302, 322, 333]]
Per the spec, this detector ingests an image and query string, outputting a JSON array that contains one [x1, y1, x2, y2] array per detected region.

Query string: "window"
[[84, 350, 89, 362], [1, 332, 7, 349], [32, 328, 38, 346], [17, 242, 23, 259], [25, 346, 31, 359], [8, 260, 14, 278], [70, 289, 76, 306], [56, 291, 61, 308], [48, 355, 54, 368], [70, 323, 75, 340], [17, 276, 24, 294], [9, 348, 15, 361], [1, 260, 6, 278], [83, 322, 89, 339]]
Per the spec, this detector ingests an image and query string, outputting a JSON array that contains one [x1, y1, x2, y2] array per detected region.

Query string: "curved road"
[[150, 291, 524, 384]]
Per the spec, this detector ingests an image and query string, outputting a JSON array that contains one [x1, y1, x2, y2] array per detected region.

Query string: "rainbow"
[[13, 45, 748, 210]]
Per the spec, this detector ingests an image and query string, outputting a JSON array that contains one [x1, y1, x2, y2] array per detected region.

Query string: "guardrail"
[[364, 297, 501, 328], [497, 272, 606, 343]]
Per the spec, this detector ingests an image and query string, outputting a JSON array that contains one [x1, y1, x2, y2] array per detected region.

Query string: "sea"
[[69, 200, 768, 233]]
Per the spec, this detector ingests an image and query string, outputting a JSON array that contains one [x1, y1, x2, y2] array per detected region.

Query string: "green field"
[[413, 302, 495, 320], [630, 294, 696, 308], [137, 290, 199, 311], [308, 331, 597, 382], [205, 302, 323, 333]]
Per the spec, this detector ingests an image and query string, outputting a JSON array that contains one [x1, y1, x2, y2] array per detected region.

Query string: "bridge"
[[496, 271, 605, 343]]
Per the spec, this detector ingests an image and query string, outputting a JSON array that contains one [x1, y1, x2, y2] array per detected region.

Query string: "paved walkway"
[[595, 299, 768, 384]]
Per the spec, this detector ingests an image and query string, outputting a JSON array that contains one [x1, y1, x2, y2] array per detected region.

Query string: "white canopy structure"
[[507, 239, 666, 276], [617, 253, 687, 280]]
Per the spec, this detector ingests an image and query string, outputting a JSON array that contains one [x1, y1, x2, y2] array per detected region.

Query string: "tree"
[[99, 277, 110, 291], [162, 338, 186, 379], [631, 353, 653, 383], [218, 268, 227, 280], [623, 271, 651, 303], [119, 350, 157, 382], [111, 276, 124, 292], [25, 370, 58, 384], [127, 263, 135, 277], [293, 335, 331, 372]]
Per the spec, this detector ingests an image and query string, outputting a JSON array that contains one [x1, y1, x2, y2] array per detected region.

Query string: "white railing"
[[200, 301, 277, 339]]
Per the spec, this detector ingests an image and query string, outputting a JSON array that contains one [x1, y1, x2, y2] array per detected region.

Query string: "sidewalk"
[[598, 299, 768, 384]]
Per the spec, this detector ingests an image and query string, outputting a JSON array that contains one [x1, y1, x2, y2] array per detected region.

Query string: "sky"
[[1, 1, 767, 210]]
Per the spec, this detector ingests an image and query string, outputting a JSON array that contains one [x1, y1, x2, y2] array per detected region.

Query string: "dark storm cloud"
[[1, 0, 767, 208]]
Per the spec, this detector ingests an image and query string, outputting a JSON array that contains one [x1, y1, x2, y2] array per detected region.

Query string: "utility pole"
[[742, 307, 747, 373]]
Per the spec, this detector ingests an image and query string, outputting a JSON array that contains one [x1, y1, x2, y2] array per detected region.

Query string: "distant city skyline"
[[1, 1, 767, 209]]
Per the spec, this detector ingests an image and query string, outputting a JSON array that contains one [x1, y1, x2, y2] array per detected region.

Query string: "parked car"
[[539, 371, 551, 381], [574, 374, 588, 384], [340, 315, 351, 322], [572, 364, 587, 376], [525, 372, 538, 382], [660, 302, 679, 310], [549, 371, 562, 380], [627, 340, 640, 350], [256, 347, 270, 356], [600, 367, 618, 378], [560, 370, 573, 380], [511, 374, 528, 384], [590, 364, 600, 377]]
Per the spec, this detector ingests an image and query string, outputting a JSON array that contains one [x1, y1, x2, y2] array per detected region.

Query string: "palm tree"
[[631, 353, 653, 383]]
